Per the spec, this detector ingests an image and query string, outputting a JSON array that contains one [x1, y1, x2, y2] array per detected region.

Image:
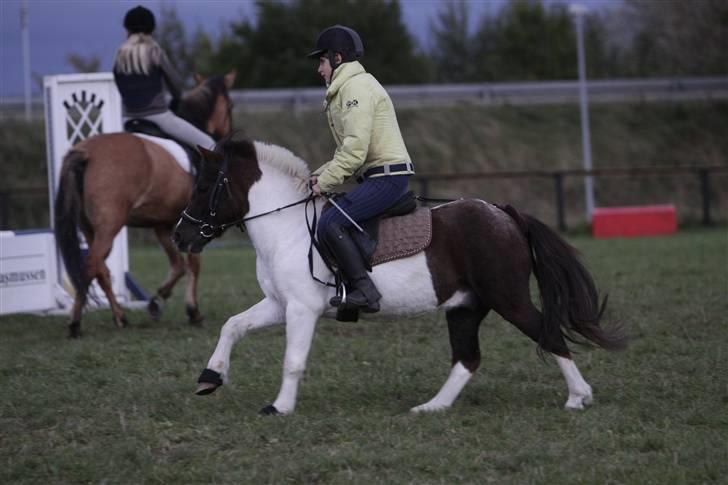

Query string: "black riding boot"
[[323, 222, 381, 313]]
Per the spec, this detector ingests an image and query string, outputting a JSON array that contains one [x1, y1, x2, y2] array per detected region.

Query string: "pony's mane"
[[253, 141, 311, 182], [216, 134, 311, 193], [177, 76, 227, 131]]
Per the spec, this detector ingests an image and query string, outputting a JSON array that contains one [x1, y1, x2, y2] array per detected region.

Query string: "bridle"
[[179, 157, 312, 240]]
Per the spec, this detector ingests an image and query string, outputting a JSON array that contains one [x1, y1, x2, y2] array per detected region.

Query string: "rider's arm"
[[159, 50, 184, 101], [316, 84, 374, 192]]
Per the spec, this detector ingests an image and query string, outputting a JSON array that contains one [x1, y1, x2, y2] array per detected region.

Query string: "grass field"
[[1, 228, 727, 484]]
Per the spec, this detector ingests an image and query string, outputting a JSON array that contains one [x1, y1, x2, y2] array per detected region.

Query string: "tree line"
[[70, 0, 727, 88]]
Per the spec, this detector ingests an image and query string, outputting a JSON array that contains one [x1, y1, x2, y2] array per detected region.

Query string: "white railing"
[[3, 76, 727, 118]]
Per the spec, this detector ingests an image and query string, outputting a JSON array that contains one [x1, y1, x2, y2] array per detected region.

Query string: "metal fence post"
[[699, 169, 712, 226], [553, 173, 567, 231], [418, 178, 430, 200]]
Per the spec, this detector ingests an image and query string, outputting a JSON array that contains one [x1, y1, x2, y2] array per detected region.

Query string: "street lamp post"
[[20, 0, 32, 121], [569, 3, 595, 223]]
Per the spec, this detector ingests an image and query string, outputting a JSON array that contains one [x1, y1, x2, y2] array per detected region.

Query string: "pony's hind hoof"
[[259, 405, 281, 416], [68, 321, 81, 339], [195, 368, 223, 395], [147, 296, 164, 321], [186, 305, 204, 326], [114, 314, 129, 329]]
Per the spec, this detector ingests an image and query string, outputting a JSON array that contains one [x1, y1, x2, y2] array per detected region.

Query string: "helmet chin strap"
[[327, 51, 342, 73]]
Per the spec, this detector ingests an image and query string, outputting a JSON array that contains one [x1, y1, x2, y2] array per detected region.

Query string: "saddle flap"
[[370, 207, 432, 266]]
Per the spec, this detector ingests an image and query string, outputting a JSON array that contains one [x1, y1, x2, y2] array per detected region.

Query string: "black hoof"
[[68, 321, 81, 339], [186, 305, 204, 326], [147, 296, 163, 321], [259, 404, 280, 416]]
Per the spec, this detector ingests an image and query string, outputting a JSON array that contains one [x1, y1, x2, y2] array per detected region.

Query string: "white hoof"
[[564, 390, 593, 410], [410, 402, 450, 414]]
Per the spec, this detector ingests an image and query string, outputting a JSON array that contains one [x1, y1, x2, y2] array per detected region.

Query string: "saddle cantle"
[[124, 118, 202, 175]]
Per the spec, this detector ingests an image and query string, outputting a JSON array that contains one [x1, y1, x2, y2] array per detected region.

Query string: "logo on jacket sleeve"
[[345, 99, 359, 108]]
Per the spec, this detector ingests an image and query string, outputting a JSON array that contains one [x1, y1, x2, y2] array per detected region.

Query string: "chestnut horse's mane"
[[177, 76, 228, 132]]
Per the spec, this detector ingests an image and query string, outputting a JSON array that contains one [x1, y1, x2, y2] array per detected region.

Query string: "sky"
[[0, 0, 620, 98]]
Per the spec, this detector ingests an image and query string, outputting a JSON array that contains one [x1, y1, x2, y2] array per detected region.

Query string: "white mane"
[[253, 141, 311, 193]]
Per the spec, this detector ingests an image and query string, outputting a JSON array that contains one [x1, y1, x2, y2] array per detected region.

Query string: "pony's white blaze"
[[196, 139, 602, 415]]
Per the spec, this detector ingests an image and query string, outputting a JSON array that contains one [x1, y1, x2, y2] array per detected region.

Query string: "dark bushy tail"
[[54, 150, 87, 295], [521, 212, 627, 352]]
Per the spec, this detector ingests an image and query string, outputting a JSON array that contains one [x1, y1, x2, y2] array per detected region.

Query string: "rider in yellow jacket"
[[309, 25, 414, 314], [312, 60, 414, 192]]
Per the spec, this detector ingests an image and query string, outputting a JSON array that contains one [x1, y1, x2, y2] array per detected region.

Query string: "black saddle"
[[123, 119, 202, 175]]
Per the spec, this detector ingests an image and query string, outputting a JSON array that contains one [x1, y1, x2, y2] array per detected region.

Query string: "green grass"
[[1, 228, 727, 483]]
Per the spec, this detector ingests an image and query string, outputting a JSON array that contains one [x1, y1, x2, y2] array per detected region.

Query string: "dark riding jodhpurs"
[[318, 174, 410, 312], [317, 174, 410, 234]]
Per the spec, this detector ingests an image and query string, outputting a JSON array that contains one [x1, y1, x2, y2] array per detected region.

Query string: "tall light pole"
[[569, 3, 595, 223], [20, 0, 32, 121]]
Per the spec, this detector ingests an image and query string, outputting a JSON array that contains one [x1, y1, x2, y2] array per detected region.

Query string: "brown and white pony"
[[54, 71, 235, 338], [173, 135, 626, 415]]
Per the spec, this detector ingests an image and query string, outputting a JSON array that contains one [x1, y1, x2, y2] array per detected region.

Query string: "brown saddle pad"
[[371, 207, 432, 266]]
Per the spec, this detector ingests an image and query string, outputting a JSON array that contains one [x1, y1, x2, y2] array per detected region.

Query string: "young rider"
[[113, 5, 215, 150], [308, 25, 415, 313]]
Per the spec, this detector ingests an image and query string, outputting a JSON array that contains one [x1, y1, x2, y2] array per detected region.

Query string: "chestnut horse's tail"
[[503, 205, 627, 352], [54, 149, 87, 294]]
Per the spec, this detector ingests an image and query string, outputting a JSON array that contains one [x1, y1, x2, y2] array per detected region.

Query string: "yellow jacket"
[[313, 61, 414, 192]]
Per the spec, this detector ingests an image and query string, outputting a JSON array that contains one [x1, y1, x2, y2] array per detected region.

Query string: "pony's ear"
[[197, 146, 223, 164], [193, 73, 206, 86], [224, 70, 237, 90]]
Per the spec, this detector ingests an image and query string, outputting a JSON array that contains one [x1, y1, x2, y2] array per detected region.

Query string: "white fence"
[[3, 76, 728, 118]]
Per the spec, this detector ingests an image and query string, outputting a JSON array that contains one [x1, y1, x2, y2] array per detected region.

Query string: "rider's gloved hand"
[[309, 176, 322, 197]]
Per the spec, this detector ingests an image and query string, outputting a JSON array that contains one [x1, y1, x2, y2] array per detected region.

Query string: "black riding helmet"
[[124, 5, 156, 34], [307, 25, 364, 71]]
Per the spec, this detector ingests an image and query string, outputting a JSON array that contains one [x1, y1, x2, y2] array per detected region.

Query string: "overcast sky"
[[1, 0, 619, 97]]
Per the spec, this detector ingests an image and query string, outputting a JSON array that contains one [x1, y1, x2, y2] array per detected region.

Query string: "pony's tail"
[[54, 149, 87, 295], [515, 209, 627, 352]]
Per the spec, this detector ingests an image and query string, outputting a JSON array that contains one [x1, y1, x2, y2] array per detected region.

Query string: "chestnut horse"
[[54, 71, 235, 338], [173, 135, 626, 415]]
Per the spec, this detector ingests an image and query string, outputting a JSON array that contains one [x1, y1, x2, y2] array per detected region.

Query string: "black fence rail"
[[414, 165, 726, 231], [1, 166, 725, 232]]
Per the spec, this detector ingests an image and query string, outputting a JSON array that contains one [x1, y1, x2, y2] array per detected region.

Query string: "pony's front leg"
[[262, 302, 319, 416], [196, 297, 284, 395]]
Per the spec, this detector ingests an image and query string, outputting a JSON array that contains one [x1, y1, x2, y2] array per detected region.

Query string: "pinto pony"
[[173, 135, 626, 415], [54, 71, 235, 338]]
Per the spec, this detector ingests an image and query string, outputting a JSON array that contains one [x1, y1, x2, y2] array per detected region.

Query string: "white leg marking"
[[411, 362, 473, 413], [554, 354, 593, 410], [206, 298, 284, 381], [271, 301, 319, 415]]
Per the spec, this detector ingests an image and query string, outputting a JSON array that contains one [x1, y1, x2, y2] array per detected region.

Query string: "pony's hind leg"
[[554, 354, 593, 410], [184, 253, 203, 325], [85, 231, 128, 329], [496, 300, 592, 410], [411, 306, 488, 413], [148, 226, 187, 321]]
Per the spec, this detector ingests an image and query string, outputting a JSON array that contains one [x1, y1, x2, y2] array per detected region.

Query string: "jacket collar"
[[326, 61, 365, 100]]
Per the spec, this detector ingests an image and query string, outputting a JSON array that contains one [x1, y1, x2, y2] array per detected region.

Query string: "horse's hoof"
[[114, 315, 129, 329], [195, 368, 223, 395], [186, 305, 204, 326], [147, 296, 164, 321], [259, 404, 281, 416], [195, 382, 220, 395], [68, 321, 81, 339]]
